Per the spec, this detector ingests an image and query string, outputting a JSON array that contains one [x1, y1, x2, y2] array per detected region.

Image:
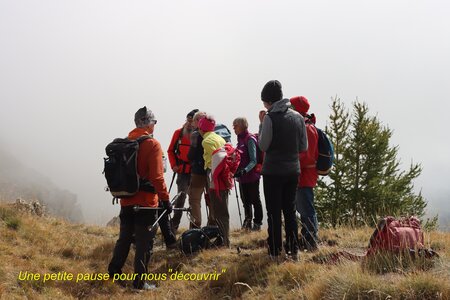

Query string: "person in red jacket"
[[167, 109, 197, 232], [290, 96, 319, 251], [108, 106, 171, 290]]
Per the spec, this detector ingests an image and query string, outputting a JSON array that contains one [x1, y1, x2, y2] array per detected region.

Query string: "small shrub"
[[0, 207, 15, 221], [1, 207, 21, 230], [5, 217, 21, 230], [423, 215, 439, 232]]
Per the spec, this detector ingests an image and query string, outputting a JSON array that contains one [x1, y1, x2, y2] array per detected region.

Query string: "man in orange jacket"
[[167, 109, 198, 232], [108, 106, 171, 290]]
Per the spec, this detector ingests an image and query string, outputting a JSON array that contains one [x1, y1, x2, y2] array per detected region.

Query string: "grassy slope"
[[0, 203, 449, 300]]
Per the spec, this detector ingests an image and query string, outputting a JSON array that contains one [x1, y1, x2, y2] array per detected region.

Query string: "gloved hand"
[[234, 169, 246, 178], [162, 200, 173, 214]]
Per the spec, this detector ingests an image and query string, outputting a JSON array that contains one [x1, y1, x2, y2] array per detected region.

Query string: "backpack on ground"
[[315, 127, 334, 176], [367, 216, 425, 255], [312, 216, 438, 264], [214, 123, 232, 143], [179, 226, 224, 254], [103, 135, 155, 204]]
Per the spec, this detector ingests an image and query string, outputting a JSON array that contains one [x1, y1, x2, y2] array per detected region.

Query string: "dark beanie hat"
[[261, 80, 283, 103], [187, 109, 199, 119]]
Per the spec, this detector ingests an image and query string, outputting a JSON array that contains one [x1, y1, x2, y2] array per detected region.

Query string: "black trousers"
[[108, 206, 157, 289], [239, 181, 263, 225], [151, 201, 177, 246], [263, 174, 299, 256]]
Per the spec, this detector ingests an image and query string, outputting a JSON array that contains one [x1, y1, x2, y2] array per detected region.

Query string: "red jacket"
[[299, 122, 319, 187], [120, 128, 169, 207], [168, 127, 191, 174]]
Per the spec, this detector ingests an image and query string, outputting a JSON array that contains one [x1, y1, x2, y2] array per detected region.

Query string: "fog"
[[1, 0, 449, 228]]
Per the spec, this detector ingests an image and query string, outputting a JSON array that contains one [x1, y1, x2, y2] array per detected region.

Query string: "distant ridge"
[[0, 146, 83, 222]]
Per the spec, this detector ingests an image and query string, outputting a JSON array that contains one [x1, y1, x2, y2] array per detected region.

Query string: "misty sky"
[[1, 0, 449, 226]]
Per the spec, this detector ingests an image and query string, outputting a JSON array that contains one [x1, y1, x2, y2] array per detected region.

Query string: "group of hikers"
[[107, 80, 321, 290]]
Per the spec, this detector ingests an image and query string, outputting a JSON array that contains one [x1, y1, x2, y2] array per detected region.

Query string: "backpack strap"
[[174, 127, 191, 173], [136, 134, 152, 143]]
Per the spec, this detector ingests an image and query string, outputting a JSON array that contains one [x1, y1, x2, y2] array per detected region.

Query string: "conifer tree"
[[316, 97, 351, 226], [316, 98, 426, 226]]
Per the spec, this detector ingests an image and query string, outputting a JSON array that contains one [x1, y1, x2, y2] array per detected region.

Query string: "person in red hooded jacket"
[[108, 106, 171, 290], [290, 96, 319, 251]]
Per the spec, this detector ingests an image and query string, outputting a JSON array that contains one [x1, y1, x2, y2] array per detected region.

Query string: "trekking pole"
[[233, 178, 243, 228], [204, 188, 209, 221], [133, 206, 191, 212], [168, 172, 176, 193], [148, 192, 180, 232]]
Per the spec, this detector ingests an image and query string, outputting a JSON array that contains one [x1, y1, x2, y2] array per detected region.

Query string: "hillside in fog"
[[0, 146, 83, 222]]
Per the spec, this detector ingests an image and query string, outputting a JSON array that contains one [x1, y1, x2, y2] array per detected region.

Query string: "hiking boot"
[[299, 238, 318, 252], [286, 253, 299, 262], [133, 282, 157, 291], [242, 219, 252, 230], [269, 254, 283, 264], [251, 223, 261, 231]]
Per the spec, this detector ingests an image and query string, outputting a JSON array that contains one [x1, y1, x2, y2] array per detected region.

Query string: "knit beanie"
[[187, 109, 199, 119], [290, 96, 310, 114], [261, 80, 283, 103], [198, 116, 216, 132], [134, 106, 155, 127]]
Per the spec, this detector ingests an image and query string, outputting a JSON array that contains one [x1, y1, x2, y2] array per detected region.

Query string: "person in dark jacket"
[[186, 111, 213, 228], [258, 80, 308, 261], [233, 117, 263, 231]]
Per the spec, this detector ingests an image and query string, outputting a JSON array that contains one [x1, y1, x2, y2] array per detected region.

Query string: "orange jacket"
[[120, 128, 169, 207], [167, 127, 191, 174]]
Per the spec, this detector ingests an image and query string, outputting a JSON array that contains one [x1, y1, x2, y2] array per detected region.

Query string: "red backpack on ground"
[[367, 216, 424, 255], [313, 216, 438, 264]]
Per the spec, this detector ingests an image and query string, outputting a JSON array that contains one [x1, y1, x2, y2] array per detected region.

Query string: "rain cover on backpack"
[[367, 216, 424, 255]]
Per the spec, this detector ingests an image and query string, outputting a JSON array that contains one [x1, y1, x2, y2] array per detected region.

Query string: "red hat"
[[198, 116, 216, 132], [290, 96, 310, 114]]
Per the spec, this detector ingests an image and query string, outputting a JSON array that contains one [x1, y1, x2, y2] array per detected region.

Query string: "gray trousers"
[[206, 169, 230, 247], [170, 173, 191, 230]]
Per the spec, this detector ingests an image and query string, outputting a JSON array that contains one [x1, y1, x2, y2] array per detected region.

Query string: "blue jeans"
[[295, 187, 318, 244]]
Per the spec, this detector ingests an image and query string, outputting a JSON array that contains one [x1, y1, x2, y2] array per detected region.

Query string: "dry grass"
[[0, 202, 449, 299]]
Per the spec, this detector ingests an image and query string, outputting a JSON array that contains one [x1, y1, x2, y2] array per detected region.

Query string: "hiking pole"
[[133, 206, 191, 212], [204, 188, 209, 222], [147, 192, 180, 232], [233, 178, 243, 228], [168, 172, 176, 193]]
